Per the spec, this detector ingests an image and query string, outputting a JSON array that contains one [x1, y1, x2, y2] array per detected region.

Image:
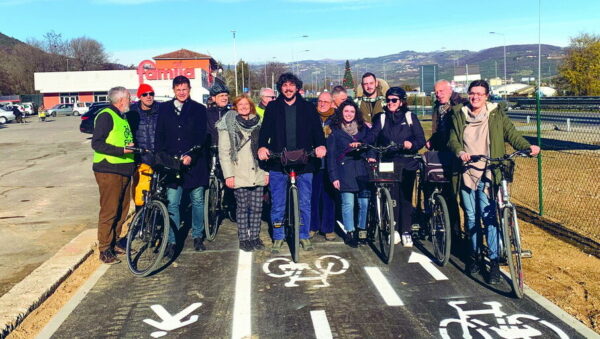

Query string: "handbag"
[[281, 148, 309, 166]]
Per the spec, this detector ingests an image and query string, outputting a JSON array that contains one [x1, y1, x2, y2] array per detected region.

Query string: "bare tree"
[[68, 37, 109, 71]]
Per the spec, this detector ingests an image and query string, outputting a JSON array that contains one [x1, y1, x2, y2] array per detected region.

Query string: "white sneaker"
[[402, 233, 413, 247], [393, 231, 401, 245]]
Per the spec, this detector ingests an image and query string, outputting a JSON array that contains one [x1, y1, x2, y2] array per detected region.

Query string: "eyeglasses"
[[141, 92, 155, 97], [386, 98, 399, 103], [468, 92, 486, 97], [263, 96, 276, 100]]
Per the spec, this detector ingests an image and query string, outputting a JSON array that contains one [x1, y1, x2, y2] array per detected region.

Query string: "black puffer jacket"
[[127, 101, 160, 164]]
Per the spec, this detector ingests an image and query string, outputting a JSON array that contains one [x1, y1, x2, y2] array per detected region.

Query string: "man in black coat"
[[258, 73, 326, 253], [155, 75, 208, 256]]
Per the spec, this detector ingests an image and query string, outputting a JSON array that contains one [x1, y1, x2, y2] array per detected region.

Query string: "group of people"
[[91, 71, 540, 285]]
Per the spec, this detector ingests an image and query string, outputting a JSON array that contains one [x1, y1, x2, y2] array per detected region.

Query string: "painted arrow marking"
[[143, 302, 203, 338], [408, 252, 448, 281]]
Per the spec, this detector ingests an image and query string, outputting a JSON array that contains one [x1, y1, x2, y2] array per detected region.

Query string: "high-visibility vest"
[[93, 107, 135, 164]]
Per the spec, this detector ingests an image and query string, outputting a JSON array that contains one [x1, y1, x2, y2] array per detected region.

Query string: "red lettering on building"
[[137, 60, 196, 84]]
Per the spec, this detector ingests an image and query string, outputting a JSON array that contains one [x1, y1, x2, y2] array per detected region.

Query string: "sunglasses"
[[263, 96, 276, 99], [386, 98, 400, 103], [141, 92, 155, 97]]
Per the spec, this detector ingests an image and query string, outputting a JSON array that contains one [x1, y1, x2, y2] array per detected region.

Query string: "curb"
[[0, 229, 97, 338]]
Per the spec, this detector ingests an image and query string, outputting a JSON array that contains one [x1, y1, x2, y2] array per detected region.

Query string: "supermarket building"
[[34, 49, 219, 108]]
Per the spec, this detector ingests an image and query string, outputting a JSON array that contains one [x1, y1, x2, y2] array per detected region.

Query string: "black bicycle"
[[204, 145, 223, 241], [467, 150, 534, 298], [124, 145, 199, 276]]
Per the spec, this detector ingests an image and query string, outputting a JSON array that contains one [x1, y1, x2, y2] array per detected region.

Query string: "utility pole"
[[231, 30, 238, 96]]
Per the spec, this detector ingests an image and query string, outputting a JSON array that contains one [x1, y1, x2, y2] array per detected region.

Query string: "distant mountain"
[[256, 44, 565, 88]]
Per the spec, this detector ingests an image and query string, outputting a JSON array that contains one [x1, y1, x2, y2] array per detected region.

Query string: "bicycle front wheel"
[[502, 206, 524, 298], [126, 200, 170, 276], [288, 186, 300, 263], [376, 187, 395, 264], [430, 193, 451, 266], [204, 177, 221, 241]]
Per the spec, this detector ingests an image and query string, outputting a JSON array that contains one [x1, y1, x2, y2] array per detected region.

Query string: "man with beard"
[[258, 73, 327, 253], [155, 75, 208, 257], [355, 72, 386, 125]]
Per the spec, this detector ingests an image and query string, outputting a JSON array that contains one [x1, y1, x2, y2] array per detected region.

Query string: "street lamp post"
[[231, 30, 238, 96], [490, 31, 507, 95]]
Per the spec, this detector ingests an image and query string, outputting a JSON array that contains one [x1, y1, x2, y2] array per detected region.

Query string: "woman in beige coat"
[[217, 95, 269, 252]]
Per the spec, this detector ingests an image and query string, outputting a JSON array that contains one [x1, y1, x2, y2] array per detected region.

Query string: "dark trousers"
[[234, 186, 264, 241], [94, 172, 131, 252], [389, 170, 417, 234], [310, 169, 336, 234]]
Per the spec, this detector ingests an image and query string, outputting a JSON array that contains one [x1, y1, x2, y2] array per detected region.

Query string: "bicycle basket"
[[281, 149, 309, 166], [422, 151, 452, 183], [502, 159, 516, 183], [367, 161, 402, 183]]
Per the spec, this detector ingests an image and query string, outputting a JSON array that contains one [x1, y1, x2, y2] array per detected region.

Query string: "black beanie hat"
[[385, 86, 407, 100], [209, 82, 230, 97]]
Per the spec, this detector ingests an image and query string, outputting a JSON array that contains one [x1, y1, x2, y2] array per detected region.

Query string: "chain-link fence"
[[508, 109, 600, 244]]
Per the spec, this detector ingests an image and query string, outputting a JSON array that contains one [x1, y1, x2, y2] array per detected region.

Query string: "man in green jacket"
[[92, 86, 135, 264]]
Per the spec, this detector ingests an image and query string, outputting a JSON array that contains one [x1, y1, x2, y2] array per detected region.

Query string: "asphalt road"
[[0, 116, 98, 295], [46, 222, 584, 338]]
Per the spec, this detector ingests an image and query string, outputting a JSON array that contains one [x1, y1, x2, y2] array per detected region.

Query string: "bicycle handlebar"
[[268, 149, 317, 159], [469, 150, 532, 163], [125, 145, 202, 158]]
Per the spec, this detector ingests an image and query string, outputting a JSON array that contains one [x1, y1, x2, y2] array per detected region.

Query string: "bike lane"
[[46, 223, 589, 338]]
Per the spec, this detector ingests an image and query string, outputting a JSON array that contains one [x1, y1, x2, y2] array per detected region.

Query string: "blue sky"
[[1, 0, 598, 66]]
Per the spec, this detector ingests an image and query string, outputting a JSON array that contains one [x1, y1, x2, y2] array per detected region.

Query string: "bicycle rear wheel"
[[502, 206, 524, 298], [376, 187, 395, 264], [204, 177, 221, 241], [126, 200, 169, 276], [430, 193, 451, 266], [288, 186, 300, 263]]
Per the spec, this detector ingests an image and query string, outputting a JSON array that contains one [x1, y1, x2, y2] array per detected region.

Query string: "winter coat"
[[326, 126, 370, 192], [447, 102, 531, 192], [258, 94, 326, 173], [127, 101, 160, 164], [430, 92, 468, 151], [206, 105, 229, 147], [366, 110, 426, 171], [217, 121, 267, 188], [155, 99, 208, 189]]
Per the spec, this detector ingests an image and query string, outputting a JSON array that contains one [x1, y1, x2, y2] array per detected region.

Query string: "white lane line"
[[231, 250, 253, 339], [35, 263, 110, 339], [364, 266, 404, 306], [408, 252, 448, 281], [310, 310, 333, 339]]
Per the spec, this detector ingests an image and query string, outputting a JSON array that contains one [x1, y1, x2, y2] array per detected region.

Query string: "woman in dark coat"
[[366, 87, 426, 248], [327, 100, 370, 247]]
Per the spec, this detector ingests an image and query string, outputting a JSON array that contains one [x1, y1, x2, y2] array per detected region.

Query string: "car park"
[[79, 103, 110, 134], [0, 107, 16, 124], [73, 102, 91, 116], [47, 103, 74, 117]]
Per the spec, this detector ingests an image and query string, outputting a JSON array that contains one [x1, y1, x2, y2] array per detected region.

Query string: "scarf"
[[461, 103, 493, 194], [318, 107, 335, 122], [216, 110, 261, 167], [341, 120, 358, 136]]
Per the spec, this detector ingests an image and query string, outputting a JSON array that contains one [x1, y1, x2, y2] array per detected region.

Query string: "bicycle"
[[467, 150, 534, 298], [203, 145, 223, 241], [124, 145, 200, 276], [413, 151, 453, 266], [268, 149, 317, 263]]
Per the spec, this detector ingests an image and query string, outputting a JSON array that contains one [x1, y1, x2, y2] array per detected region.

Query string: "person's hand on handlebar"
[[181, 155, 192, 166], [529, 145, 540, 156], [367, 158, 377, 163], [349, 142, 361, 148], [403, 140, 413, 150], [315, 145, 327, 158], [258, 147, 270, 160], [225, 177, 235, 189], [124, 143, 135, 154], [459, 151, 471, 162], [425, 140, 432, 150]]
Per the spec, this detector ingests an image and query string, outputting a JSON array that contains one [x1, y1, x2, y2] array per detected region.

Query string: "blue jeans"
[[270, 171, 312, 240], [167, 186, 205, 244], [461, 181, 498, 260], [340, 190, 369, 232]]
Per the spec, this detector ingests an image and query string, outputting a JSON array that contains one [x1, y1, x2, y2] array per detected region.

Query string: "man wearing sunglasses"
[[127, 83, 161, 211], [255, 87, 275, 120]]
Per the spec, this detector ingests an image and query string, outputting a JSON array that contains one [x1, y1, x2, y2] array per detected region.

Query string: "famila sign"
[[137, 60, 196, 84]]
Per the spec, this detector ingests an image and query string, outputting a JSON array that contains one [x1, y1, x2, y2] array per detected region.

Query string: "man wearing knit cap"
[[206, 82, 231, 147], [127, 83, 160, 210]]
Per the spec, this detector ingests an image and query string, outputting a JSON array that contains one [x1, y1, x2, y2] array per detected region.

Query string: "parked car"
[[0, 107, 15, 124], [73, 102, 91, 116], [47, 103, 74, 117], [79, 103, 110, 134], [19, 102, 35, 115]]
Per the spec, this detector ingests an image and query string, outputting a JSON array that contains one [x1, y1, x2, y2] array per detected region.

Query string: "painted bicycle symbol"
[[262, 255, 350, 288], [439, 301, 569, 339]]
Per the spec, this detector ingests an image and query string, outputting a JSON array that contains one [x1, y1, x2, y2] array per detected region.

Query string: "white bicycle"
[[262, 255, 349, 288]]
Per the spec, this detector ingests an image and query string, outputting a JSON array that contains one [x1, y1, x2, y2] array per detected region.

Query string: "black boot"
[[466, 255, 481, 276], [488, 259, 501, 285], [345, 231, 358, 248]]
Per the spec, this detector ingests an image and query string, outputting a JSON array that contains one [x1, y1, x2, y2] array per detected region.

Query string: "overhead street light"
[[231, 30, 238, 96]]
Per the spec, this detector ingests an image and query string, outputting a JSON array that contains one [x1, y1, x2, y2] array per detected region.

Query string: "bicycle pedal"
[[521, 250, 533, 258]]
